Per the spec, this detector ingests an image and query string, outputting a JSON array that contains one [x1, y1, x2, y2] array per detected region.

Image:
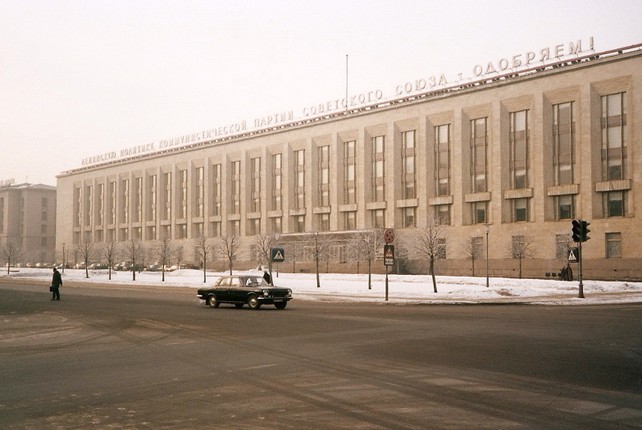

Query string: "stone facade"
[[0, 183, 57, 265], [56, 45, 642, 280]]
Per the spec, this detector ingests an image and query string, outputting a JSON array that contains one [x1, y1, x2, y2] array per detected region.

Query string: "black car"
[[197, 275, 293, 310]]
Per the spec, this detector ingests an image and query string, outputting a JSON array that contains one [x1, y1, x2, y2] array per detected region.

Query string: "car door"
[[215, 277, 231, 301], [228, 277, 244, 302]]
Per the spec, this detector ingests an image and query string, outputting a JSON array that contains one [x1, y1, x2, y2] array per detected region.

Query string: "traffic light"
[[571, 219, 582, 242], [581, 220, 590, 242]]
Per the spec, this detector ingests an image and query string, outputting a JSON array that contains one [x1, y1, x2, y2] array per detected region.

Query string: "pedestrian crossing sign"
[[271, 247, 285, 262]]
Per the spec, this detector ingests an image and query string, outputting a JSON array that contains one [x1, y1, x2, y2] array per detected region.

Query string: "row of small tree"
[[2, 226, 558, 292]]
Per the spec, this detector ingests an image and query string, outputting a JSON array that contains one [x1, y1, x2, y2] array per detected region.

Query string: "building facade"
[[57, 44, 642, 280], [0, 182, 57, 266]]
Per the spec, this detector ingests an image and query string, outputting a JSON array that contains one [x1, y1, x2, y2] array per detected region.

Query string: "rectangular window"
[[471, 118, 487, 193], [231, 161, 241, 214], [373, 209, 385, 229], [318, 213, 330, 231], [318, 146, 330, 207], [344, 141, 356, 204], [603, 191, 624, 217], [435, 204, 450, 225], [148, 175, 157, 222], [134, 177, 142, 222], [212, 164, 221, 216], [229, 219, 240, 236], [436, 238, 447, 260], [435, 124, 451, 196], [195, 167, 204, 217], [294, 150, 305, 209], [271, 154, 282, 211], [247, 218, 260, 236], [344, 211, 356, 230], [513, 198, 528, 222], [109, 181, 116, 225], [179, 169, 188, 219], [270, 217, 282, 234], [509, 110, 528, 189], [96, 183, 104, 226], [601, 93, 627, 181], [147, 225, 156, 241], [175, 223, 186, 239], [553, 102, 575, 185], [605, 232, 621, 258], [557, 195, 574, 220], [251, 157, 261, 213], [472, 202, 487, 224], [402, 207, 415, 228], [84, 185, 92, 226], [163, 173, 172, 220], [121, 179, 129, 223], [372, 136, 385, 201], [556, 233, 571, 260], [73, 187, 81, 227], [210, 221, 221, 237], [401, 130, 416, 199], [293, 215, 305, 233]]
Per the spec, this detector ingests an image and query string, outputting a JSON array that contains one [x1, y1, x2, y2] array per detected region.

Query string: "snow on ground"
[[3, 267, 642, 305]]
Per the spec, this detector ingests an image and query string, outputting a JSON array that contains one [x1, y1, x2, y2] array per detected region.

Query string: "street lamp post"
[[485, 224, 490, 288]]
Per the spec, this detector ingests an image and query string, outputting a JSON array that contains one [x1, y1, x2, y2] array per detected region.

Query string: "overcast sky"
[[1, 0, 640, 186]]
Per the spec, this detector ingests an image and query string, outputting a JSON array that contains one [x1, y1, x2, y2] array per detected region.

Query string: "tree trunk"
[[430, 258, 437, 293]]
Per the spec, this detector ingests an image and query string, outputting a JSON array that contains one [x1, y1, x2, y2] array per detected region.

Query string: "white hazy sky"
[[1, 0, 641, 186]]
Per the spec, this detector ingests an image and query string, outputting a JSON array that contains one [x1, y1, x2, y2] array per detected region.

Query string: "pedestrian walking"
[[51, 267, 62, 300], [263, 270, 272, 285]]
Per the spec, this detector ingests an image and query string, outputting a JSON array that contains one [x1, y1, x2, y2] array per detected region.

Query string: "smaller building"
[[0, 182, 57, 266]]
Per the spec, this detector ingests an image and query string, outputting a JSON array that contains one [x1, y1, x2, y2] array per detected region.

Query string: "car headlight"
[[262, 289, 270, 296]]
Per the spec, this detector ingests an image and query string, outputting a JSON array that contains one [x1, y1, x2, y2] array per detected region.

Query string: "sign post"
[[383, 230, 395, 302]]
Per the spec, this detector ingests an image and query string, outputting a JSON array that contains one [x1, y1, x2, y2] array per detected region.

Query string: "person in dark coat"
[[51, 267, 63, 300], [263, 270, 272, 286]]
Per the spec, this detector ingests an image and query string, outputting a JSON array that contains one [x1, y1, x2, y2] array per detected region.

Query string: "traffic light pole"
[[577, 241, 584, 299]]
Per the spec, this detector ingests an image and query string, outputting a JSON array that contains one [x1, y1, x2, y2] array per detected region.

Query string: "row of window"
[[72, 92, 629, 240]]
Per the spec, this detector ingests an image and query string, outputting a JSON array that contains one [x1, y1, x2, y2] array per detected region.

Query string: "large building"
[[57, 42, 642, 280], [0, 181, 57, 265]]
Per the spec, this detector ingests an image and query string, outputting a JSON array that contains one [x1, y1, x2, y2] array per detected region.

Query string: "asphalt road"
[[1, 280, 641, 429]]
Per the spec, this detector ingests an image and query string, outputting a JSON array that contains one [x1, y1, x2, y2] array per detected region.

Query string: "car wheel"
[[274, 301, 287, 310], [234, 303, 244, 309], [247, 295, 261, 310], [207, 295, 219, 308]]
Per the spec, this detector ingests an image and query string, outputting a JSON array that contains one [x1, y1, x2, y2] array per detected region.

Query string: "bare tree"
[[462, 235, 484, 276], [345, 233, 363, 274], [219, 234, 239, 275], [508, 235, 534, 279], [194, 235, 214, 283], [414, 223, 446, 293], [152, 237, 179, 282], [254, 234, 278, 285], [102, 241, 119, 280], [1, 241, 21, 274], [359, 229, 383, 290], [77, 240, 95, 279], [123, 239, 143, 281], [308, 232, 330, 288]]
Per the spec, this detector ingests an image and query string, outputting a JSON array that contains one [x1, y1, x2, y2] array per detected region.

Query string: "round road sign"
[[384, 228, 395, 244]]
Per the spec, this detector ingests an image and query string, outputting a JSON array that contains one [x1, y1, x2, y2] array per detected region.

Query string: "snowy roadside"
[[2, 268, 642, 305]]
